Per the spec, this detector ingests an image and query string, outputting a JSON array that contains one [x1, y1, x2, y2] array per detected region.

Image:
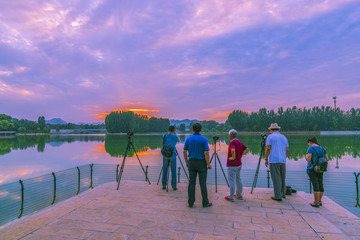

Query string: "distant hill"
[[170, 119, 199, 127], [46, 118, 67, 125]]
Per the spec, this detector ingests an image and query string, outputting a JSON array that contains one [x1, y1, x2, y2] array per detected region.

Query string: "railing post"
[[116, 164, 119, 182], [89, 164, 94, 189], [76, 167, 80, 195], [178, 167, 181, 183], [354, 172, 360, 208], [51, 172, 56, 205], [309, 177, 312, 194], [267, 169, 270, 188], [145, 165, 149, 182], [18, 180, 24, 218]]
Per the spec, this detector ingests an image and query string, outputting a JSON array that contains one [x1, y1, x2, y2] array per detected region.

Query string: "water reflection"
[[0, 135, 105, 156], [1, 133, 360, 184], [1, 134, 360, 162], [102, 134, 360, 162]]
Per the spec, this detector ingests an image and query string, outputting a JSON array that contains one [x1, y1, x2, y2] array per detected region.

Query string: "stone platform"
[[0, 181, 359, 240]]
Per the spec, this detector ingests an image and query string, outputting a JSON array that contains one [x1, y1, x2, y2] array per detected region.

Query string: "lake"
[[0, 133, 360, 224]]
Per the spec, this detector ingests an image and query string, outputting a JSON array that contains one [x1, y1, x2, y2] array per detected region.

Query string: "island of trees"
[[105, 111, 170, 133]]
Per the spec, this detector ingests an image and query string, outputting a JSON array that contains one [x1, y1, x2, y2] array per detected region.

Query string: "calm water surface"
[[1, 133, 360, 219], [1, 133, 359, 184]]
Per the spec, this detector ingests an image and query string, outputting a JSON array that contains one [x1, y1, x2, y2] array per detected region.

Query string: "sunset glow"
[[93, 108, 160, 120]]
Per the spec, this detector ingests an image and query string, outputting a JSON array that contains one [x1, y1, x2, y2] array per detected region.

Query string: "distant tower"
[[333, 96, 337, 110]]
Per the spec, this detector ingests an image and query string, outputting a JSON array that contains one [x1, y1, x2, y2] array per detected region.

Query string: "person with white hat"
[[264, 123, 289, 201]]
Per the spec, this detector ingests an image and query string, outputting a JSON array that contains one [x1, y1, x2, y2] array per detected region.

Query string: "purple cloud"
[[0, 0, 359, 122]]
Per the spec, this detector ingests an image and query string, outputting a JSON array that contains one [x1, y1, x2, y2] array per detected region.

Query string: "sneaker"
[[225, 196, 234, 202], [271, 197, 282, 201], [202, 202, 213, 208], [234, 194, 243, 200], [162, 186, 166, 190], [173, 187, 177, 191], [188, 203, 193, 208]]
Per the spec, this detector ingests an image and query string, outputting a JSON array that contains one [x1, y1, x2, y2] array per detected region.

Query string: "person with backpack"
[[161, 125, 180, 190], [305, 137, 329, 207]]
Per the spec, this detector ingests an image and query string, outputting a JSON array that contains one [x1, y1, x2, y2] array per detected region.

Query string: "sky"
[[0, 0, 360, 123]]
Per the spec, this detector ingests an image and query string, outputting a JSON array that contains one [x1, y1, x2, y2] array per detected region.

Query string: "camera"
[[213, 135, 219, 141], [127, 131, 134, 137], [261, 132, 267, 139]]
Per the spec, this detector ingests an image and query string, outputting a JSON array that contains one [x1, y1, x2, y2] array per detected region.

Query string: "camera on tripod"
[[127, 131, 134, 137], [212, 135, 219, 141], [261, 132, 267, 140]]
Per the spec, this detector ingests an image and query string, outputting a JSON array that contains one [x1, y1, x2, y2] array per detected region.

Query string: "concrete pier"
[[1, 181, 359, 240]]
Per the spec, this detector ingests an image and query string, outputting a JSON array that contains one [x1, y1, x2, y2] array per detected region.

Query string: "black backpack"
[[311, 146, 328, 173], [161, 134, 174, 158]]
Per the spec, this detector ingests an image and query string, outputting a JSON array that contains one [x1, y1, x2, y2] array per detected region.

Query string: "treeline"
[[188, 120, 231, 132], [0, 114, 50, 133], [228, 106, 360, 131], [105, 111, 170, 133]]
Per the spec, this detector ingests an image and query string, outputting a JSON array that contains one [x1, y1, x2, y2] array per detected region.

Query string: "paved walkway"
[[1, 180, 359, 240]]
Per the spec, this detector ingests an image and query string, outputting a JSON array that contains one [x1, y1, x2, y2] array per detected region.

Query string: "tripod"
[[116, 133, 151, 190], [157, 149, 189, 192], [209, 138, 229, 193], [250, 134, 267, 194]]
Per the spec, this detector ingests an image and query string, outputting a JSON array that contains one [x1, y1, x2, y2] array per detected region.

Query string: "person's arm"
[[305, 153, 312, 162], [229, 148, 236, 161], [324, 154, 329, 162], [306, 147, 313, 162], [243, 147, 248, 155], [204, 151, 212, 169], [286, 147, 289, 158], [183, 150, 188, 167], [265, 145, 271, 167]]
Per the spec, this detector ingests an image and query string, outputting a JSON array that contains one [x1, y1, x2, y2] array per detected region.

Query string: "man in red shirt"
[[225, 129, 248, 202]]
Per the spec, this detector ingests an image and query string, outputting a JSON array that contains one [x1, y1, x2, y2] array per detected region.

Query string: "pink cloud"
[[157, 0, 357, 46]]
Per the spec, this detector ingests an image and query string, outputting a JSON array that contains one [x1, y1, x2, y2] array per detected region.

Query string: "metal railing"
[[1, 164, 359, 227]]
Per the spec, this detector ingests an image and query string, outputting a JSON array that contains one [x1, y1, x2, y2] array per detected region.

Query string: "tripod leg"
[[215, 153, 217, 193], [157, 167, 163, 185], [117, 142, 130, 190], [251, 142, 266, 194], [216, 153, 229, 187], [210, 154, 214, 164], [166, 158, 170, 192], [131, 143, 151, 184], [176, 151, 189, 181]]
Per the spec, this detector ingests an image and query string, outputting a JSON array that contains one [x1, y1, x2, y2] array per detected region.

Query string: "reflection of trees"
[[215, 134, 360, 161], [104, 134, 163, 158], [0, 135, 105, 156]]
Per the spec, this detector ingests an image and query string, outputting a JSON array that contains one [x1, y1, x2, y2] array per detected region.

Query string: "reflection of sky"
[[1, 1, 360, 122], [1, 136, 360, 184]]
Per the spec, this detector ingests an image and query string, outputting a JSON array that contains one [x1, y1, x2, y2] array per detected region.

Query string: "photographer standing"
[[162, 125, 180, 190], [225, 129, 248, 202], [264, 123, 289, 201], [183, 123, 212, 208]]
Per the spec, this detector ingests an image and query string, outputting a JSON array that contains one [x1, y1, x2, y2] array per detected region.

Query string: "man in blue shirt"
[[183, 123, 212, 208], [264, 123, 289, 201], [162, 125, 180, 190]]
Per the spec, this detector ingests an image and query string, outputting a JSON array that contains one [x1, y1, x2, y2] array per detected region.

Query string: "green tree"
[[179, 123, 185, 132], [228, 110, 249, 131], [38, 116, 46, 130]]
